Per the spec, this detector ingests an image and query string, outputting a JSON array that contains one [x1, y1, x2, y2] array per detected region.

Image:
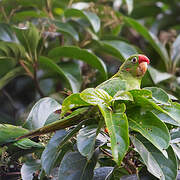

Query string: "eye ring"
[[131, 57, 137, 63]]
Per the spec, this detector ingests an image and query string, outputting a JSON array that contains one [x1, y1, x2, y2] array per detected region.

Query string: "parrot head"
[[120, 54, 150, 78]]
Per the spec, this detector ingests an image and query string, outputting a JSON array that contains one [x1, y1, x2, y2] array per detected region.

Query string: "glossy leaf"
[[99, 105, 129, 166], [0, 124, 29, 145], [55, 21, 79, 41], [39, 56, 80, 93], [97, 78, 127, 97], [128, 109, 170, 152], [61, 93, 90, 117], [113, 91, 133, 101], [65, 8, 100, 33], [48, 46, 107, 80], [144, 87, 170, 105], [58, 150, 99, 180], [41, 130, 67, 175], [170, 131, 180, 160], [24, 97, 61, 130], [0, 67, 25, 90], [100, 40, 138, 62], [131, 135, 177, 180], [124, 17, 169, 68], [80, 88, 112, 106], [77, 124, 99, 159]]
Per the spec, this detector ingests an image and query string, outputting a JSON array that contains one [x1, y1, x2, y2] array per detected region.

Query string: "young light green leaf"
[[124, 17, 170, 69], [58, 150, 99, 180], [39, 56, 80, 93], [144, 87, 170, 105], [128, 109, 170, 152], [48, 46, 107, 80], [129, 89, 152, 97], [131, 135, 177, 180], [99, 105, 129, 166], [80, 88, 112, 106], [61, 93, 90, 117], [24, 97, 61, 130], [100, 40, 138, 62], [55, 21, 79, 41], [64, 8, 100, 33]]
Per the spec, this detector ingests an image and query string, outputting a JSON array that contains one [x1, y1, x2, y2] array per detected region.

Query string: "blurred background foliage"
[[0, 0, 180, 179]]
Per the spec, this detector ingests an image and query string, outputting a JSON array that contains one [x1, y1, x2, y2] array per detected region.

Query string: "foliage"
[[0, 0, 180, 180]]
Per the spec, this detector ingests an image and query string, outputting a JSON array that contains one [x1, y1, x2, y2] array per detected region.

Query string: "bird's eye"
[[131, 57, 137, 63]]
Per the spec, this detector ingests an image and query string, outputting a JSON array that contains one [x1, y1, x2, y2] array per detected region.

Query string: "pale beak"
[[137, 62, 148, 76]]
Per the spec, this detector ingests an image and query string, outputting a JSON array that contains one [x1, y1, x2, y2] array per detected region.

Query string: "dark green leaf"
[[131, 135, 177, 180], [48, 46, 107, 80], [61, 93, 90, 117], [58, 150, 99, 180], [144, 87, 170, 105], [55, 21, 79, 41], [0, 124, 29, 145], [24, 97, 61, 130], [99, 105, 129, 166], [65, 9, 100, 33], [128, 109, 170, 152]]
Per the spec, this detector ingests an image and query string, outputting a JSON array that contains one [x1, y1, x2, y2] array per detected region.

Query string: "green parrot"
[[17, 54, 150, 139]]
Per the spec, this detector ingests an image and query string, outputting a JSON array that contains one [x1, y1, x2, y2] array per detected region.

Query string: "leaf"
[[77, 124, 100, 160], [93, 167, 114, 180], [129, 89, 152, 97], [21, 160, 41, 180], [80, 88, 112, 106], [97, 78, 127, 97], [0, 124, 29, 145], [125, 0, 133, 14], [55, 21, 79, 41], [131, 134, 177, 180], [0, 23, 17, 42], [48, 46, 107, 80], [41, 130, 67, 175], [144, 87, 170, 105], [99, 105, 129, 166], [113, 91, 133, 101], [171, 34, 180, 63], [24, 97, 61, 130], [148, 66, 173, 84], [0, 67, 25, 90], [124, 17, 170, 68], [13, 138, 44, 149], [100, 40, 138, 62], [58, 150, 99, 180], [61, 93, 90, 117], [64, 9, 100, 33], [128, 109, 170, 152], [39, 56, 80, 93], [170, 131, 180, 160]]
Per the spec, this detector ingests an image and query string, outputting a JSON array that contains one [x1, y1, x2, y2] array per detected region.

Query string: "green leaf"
[[124, 17, 169, 68], [128, 109, 170, 152], [58, 150, 99, 180], [41, 130, 67, 175], [13, 138, 44, 149], [97, 78, 127, 97], [24, 97, 61, 130], [171, 34, 180, 63], [55, 21, 79, 41], [21, 160, 41, 180], [170, 131, 180, 160], [39, 56, 80, 93], [125, 0, 133, 14], [48, 46, 107, 80], [64, 9, 100, 33], [100, 40, 138, 62], [14, 23, 40, 55], [113, 91, 133, 101], [129, 89, 152, 97], [0, 124, 29, 145], [144, 87, 170, 105], [148, 66, 173, 84], [131, 135, 177, 180], [80, 88, 112, 106], [77, 124, 101, 160], [99, 105, 129, 166], [61, 93, 90, 117], [0, 23, 17, 42]]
